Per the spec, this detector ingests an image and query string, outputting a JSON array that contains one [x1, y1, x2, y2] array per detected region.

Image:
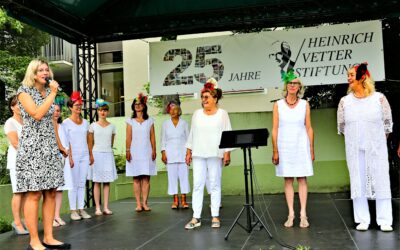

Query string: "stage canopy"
[[3, 0, 400, 44]]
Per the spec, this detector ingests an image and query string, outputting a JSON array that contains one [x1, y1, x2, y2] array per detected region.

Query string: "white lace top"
[[337, 92, 392, 199]]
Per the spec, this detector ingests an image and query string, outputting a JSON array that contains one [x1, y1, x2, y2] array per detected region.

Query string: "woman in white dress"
[[63, 91, 92, 221], [53, 102, 73, 227], [272, 70, 314, 228], [126, 93, 156, 212], [4, 95, 29, 235], [88, 99, 118, 216], [185, 78, 232, 229], [161, 102, 190, 209], [337, 63, 393, 232]]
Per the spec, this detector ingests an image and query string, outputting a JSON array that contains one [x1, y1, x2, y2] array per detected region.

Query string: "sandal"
[[142, 205, 151, 211], [103, 209, 113, 215], [211, 217, 221, 228], [95, 209, 103, 216], [300, 216, 309, 228], [54, 217, 66, 226], [135, 206, 143, 212], [185, 218, 201, 230], [284, 215, 295, 228], [52, 220, 60, 227]]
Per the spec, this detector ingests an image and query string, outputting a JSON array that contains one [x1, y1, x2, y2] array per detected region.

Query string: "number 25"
[[162, 45, 224, 86]]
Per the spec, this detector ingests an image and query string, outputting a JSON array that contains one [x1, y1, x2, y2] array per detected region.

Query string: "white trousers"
[[167, 163, 190, 195], [205, 164, 222, 194], [68, 153, 90, 210], [192, 157, 222, 218], [352, 150, 393, 226]]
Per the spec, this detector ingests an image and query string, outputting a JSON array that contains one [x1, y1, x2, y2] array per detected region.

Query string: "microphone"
[[45, 77, 63, 92]]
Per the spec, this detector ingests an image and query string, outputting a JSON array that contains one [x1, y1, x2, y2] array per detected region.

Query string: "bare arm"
[[126, 124, 132, 162], [271, 102, 279, 165], [305, 102, 315, 161], [18, 81, 59, 121], [88, 132, 94, 165], [6, 132, 19, 150], [150, 124, 156, 161]]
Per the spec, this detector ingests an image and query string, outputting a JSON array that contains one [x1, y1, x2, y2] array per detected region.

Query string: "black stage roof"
[[2, 0, 400, 44]]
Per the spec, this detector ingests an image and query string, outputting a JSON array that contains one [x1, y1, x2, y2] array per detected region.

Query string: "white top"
[[160, 118, 189, 163], [4, 117, 22, 169], [337, 92, 392, 199], [62, 118, 89, 154], [58, 123, 69, 150], [89, 122, 116, 152], [276, 99, 313, 177], [186, 108, 232, 158]]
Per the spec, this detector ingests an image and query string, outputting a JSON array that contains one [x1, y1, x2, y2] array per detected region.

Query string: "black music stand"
[[219, 129, 273, 240]]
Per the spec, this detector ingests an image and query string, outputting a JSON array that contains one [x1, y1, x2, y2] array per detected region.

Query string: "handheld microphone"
[[45, 77, 63, 92]]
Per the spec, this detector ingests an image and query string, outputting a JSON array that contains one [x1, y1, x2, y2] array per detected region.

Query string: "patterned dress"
[[15, 86, 64, 192]]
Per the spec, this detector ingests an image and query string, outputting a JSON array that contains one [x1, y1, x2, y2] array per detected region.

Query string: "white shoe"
[[70, 211, 82, 221], [380, 225, 393, 232], [79, 209, 92, 219], [356, 223, 369, 231]]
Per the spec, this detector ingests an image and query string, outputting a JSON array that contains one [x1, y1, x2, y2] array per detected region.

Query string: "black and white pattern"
[[15, 86, 64, 192]]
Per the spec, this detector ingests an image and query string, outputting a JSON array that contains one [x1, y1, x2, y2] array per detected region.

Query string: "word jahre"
[[228, 71, 261, 81]]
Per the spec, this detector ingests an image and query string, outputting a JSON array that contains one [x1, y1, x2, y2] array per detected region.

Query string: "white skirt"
[[58, 157, 73, 191], [126, 158, 157, 177], [89, 152, 118, 183], [9, 168, 22, 193]]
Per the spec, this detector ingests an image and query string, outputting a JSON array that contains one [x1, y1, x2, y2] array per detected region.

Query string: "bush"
[[114, 154, 126, 174], [0, 218, 12, 234], [0, 128, 11, 184]]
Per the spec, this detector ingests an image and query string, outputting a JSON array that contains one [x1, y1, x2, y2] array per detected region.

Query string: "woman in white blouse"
[[63, 91, 92, 221], [4, 96, 28, 235], [161, 102, 190, 209], [337, 63, 393, 232], [185, 78, 232, 229]]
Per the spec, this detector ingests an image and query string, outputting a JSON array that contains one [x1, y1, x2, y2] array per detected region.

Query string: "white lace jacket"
[[337, 92, 392, 199]]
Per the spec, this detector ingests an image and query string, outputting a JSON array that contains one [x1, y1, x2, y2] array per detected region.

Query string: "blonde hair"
[[282, 78, 305, 98], [347, 66, 375, 96], [21, 59, 54, 87]]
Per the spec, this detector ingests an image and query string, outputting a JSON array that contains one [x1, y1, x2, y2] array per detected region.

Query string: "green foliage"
[[0, 217, 12, 234], [143, 82, 164, 111], [0, 8, 51, 124], [0, 127, 10, 185], [114, 154, 126, 174], [296, 245, 311, 250]]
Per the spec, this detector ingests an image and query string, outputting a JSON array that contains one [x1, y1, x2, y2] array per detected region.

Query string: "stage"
[[0, 193, 398, 250]]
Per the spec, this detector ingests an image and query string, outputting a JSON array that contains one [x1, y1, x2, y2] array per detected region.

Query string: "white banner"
[[149, 20, 384, 95]]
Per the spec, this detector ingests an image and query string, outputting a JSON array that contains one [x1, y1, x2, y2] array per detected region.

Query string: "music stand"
[[219, 129, 273, 240]]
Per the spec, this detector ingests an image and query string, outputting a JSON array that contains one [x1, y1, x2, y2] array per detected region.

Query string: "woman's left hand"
[[152, 150, 157, 161], [311, 149, 315, 161], [223, 152, 231, 166]]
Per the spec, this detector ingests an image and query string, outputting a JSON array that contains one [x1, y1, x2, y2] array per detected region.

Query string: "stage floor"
[[0, 193, 398, 250]]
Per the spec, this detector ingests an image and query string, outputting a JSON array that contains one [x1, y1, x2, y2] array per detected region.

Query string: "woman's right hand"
[[126, 151, 131, 162], [185, 151, 192, 166], [161, 151, 167, 165], [49, 80, 59, 94], [272, 151, 279, 165], [69, 157, 74, 168]]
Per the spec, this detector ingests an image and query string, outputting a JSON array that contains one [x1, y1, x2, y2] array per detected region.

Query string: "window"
[[99, 51, 123, 64], [99, 70, 124, 117]]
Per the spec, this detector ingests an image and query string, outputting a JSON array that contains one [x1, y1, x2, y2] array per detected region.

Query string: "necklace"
[[285, 97, 298, 106]]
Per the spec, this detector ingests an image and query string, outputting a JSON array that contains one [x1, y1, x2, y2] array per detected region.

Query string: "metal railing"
[[41, 36, 75, 63]]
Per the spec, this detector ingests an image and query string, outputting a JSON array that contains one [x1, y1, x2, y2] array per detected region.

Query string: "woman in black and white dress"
[[17, 59, 70, 250]]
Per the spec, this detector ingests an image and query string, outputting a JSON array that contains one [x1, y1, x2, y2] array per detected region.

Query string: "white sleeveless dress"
[[276, 99, 313, 177]]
